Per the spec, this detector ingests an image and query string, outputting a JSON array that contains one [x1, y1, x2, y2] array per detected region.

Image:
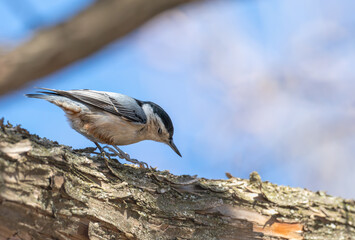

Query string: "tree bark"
[[0, 119, 354, 240], [0, 0, 199, 96]]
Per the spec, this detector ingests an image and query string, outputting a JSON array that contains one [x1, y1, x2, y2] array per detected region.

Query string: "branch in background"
[[0, 119, 354, 239], [0, 0, 198, 96]]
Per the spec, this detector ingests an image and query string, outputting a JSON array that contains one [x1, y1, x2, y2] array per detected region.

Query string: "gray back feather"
[[31, 88, 147, 124]]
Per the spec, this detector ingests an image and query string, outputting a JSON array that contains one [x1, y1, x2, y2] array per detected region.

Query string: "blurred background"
[[0, 0, 354, 199]]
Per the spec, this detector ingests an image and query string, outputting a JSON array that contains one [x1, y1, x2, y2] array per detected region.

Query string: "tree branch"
[[0, 0, 198, 96], [0, 119, 354, 239]]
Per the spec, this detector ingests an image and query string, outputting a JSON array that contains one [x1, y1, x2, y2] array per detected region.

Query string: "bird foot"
[[103, 145, 149, 168], [92, 142, 122, 178], [81, 146, 117, 157]]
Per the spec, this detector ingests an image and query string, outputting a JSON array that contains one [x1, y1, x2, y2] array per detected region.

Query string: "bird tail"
[[25, 88, 86, 114], [25, 87, 61, 99], [25, 93, 48, 99]]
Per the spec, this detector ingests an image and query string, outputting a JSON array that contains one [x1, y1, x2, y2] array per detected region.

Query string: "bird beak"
[[168, 139, 182, 157]]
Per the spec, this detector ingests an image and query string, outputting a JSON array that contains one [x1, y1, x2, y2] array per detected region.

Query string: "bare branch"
[[0, 119, 354, 239], [0, 0, 199, 96]]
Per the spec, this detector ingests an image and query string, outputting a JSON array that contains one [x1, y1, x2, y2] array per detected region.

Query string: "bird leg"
[[104, 145, 149, 168], [93, 142, 120, 171], [79, 144, 115, 157]]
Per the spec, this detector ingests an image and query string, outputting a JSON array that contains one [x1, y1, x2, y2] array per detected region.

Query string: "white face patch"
[[154, 114, 165, 131], [142, 104, 154, 119], [142, 104, 169, 142]]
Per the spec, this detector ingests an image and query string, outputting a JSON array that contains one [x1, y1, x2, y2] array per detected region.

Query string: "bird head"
[[142, 102, 181, 157]]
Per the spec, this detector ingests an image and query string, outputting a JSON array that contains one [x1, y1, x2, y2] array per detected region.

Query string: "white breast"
[[68, 110, 146, 146]]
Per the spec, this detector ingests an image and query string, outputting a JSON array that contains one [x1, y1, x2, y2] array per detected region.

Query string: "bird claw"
[[88, 147, 116, 157], [90, 143, 124, 179], [127, 158, 149, 169], [104, 145, 149, 168], [95, 147, 112, 167], [79, 145, 116, 159], [103, 146, 124, 158]]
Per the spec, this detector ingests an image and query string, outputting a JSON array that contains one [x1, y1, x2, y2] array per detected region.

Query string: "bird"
[[26, 88, 181, 167]]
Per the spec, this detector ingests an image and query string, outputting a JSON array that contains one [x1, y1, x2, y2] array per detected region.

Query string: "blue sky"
[[1, 0, 355, 198]]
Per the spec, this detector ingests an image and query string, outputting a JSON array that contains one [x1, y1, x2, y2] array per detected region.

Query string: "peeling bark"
[[0, 119, 354, 240], [0, 0, 199, 96]]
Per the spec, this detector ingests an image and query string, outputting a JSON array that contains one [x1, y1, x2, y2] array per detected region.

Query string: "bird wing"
[[38, 88, 147, 124]]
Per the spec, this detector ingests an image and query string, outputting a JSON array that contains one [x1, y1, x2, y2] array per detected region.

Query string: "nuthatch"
[[26, 88, 181, 167]]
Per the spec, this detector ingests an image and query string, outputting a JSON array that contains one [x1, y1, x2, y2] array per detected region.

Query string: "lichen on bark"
[[0, 118, 354, 240]]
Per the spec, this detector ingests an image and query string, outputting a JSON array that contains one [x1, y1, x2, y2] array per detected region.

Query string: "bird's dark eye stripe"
[[158, 128, 162, 134]]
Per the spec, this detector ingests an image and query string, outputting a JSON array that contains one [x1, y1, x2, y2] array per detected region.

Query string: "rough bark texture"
[[0, 0, 198, 96], [0, 119, 354, 240]]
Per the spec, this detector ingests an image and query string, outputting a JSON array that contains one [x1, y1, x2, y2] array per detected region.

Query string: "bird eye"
[[158, 128, 162, 134]]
